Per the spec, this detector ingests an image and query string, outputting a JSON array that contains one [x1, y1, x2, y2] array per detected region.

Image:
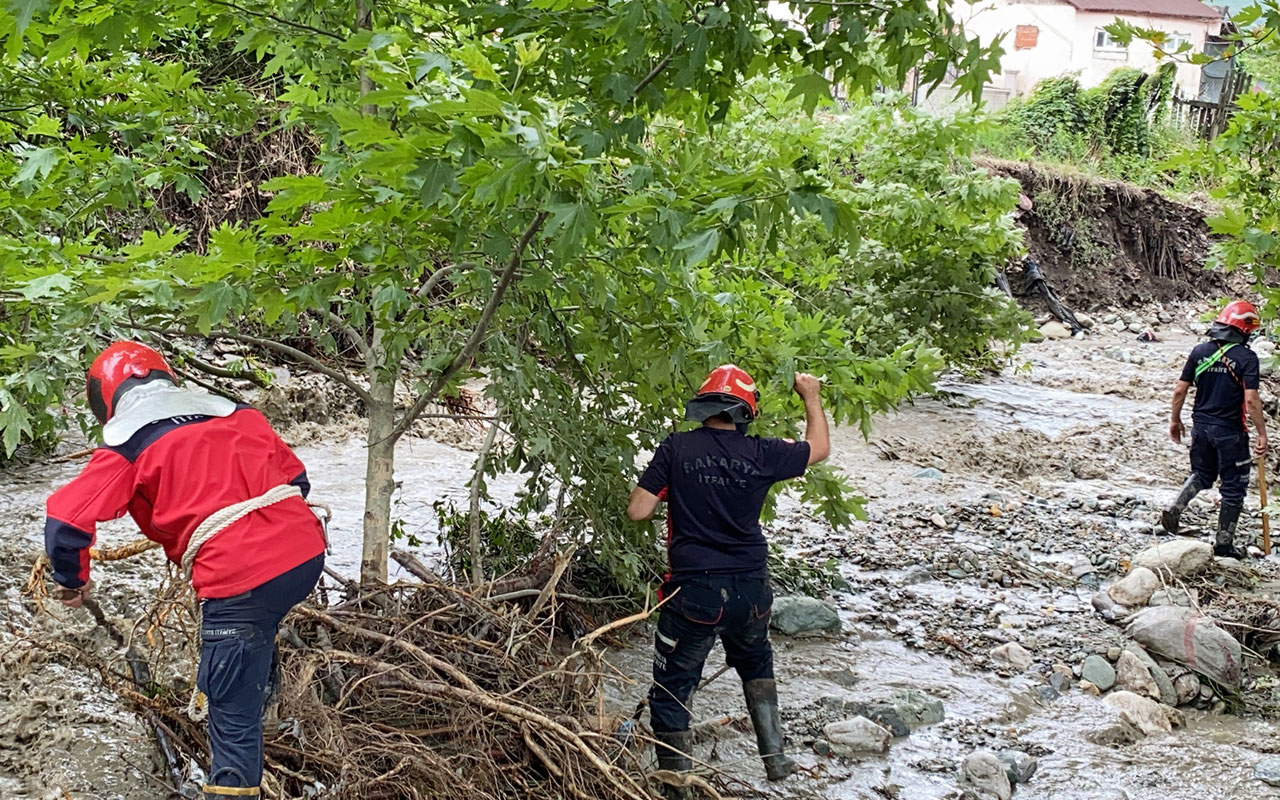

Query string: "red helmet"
[[685, 364, 760, 423], [1216, 300, 1261, 335], [87, 341, 176, 423]]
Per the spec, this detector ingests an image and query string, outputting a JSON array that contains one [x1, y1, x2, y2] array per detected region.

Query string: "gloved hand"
[[54, 579, 91, 609]]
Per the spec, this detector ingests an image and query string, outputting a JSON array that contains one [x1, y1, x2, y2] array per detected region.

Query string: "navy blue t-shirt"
[[637, 427, 811, 579], [1179, 341, 1259, 430]]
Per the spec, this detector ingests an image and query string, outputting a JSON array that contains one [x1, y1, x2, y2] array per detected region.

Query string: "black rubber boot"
[[1161, 476, 1203, 535], [653, 730, 693, 800], [1214, 502, 1247, 559], [743, 678, 798, 782]]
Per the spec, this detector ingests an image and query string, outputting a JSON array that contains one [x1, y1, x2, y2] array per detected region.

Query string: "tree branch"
[[416, 262, 469, 299], [326, 311, 372, 363], [205, 0, 345, 40], [180, 352, 271, 388], [391, 211, 549, 441], [133, 324, 373, 406]]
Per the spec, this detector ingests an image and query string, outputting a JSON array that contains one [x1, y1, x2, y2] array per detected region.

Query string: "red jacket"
[[45, 406, 326, 599]]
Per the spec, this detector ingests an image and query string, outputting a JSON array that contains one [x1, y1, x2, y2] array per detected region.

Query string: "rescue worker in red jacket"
[[45, 342, 327, 799], [627, 366, 830, 797]]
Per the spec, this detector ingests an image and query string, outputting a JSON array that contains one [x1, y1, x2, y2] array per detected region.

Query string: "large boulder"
[[1132, 540, 1213, 577], [823, 717, 892, 757], [961, 751, 1013, 800], [1108, 566, 1161, 607], [770, 596, 841, 635], [1123, 644, 1177, 706], [1104, 691, 1181, 736], [1114, 650, 1160, 699], [1127, 606, 1242, 690]]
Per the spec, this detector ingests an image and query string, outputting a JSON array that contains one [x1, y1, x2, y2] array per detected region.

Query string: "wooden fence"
[[1171, 68, 1252, 140]]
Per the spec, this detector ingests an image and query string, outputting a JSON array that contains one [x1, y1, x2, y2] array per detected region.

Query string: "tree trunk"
[[468, 417, 501, 585], [361, 327, 394, 584]]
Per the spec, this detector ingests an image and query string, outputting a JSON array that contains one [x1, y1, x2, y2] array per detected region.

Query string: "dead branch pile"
[[94, 553, 660, 800]]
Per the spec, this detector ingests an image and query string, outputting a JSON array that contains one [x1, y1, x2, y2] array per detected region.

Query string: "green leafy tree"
[[0, 0, 1014, 588]]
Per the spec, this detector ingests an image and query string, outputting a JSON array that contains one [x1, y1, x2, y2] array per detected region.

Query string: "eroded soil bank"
[[4, 307, 1280, 799]]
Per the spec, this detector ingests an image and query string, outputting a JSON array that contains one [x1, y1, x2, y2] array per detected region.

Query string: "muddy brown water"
[[3, 320, 1280, 798]]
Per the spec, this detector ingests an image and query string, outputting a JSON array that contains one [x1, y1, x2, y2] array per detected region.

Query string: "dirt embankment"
[[981, 158, 1229, 310]]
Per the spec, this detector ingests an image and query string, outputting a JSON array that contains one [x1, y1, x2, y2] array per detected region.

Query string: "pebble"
[[990, 642, 1033, 672], [1040, 320, 1072, 340], [1107, 646, 1122, 662], [770, 596, 842, 635], [961, 751, 1012, 800], [930, 513, 947, 529], [912, 467, 944, 480], [998, 750, 1039, 785]]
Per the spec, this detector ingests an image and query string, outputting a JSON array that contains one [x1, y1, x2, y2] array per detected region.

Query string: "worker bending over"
[[45, 342, 327, 798], [628, 365, 830, 797]]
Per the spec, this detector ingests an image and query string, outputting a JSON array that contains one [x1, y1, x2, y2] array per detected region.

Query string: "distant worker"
[[45, 342, 327, 799], [1161, 302, 1269, 558], [627, 365, 831, 797]]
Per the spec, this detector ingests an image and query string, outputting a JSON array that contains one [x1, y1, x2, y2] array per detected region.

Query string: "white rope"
[[181, 484, 303, 582]]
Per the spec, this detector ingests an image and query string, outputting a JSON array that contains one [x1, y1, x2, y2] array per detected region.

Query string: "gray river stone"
[[1081, 654, 1117, 691], [770, 596, 841, 635]]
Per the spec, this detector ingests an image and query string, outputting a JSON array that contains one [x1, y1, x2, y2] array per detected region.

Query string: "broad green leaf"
[[458, 43, 501, 84], [14, 147, 59, 182], [18, 272, 73, 300]]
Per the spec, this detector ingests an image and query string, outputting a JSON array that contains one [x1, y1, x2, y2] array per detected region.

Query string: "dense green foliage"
[[0, 0, 1024, 591], [979, 64, 1184, 182]]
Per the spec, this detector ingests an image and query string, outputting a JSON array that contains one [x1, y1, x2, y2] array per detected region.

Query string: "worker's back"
[[638, 427, 809, 580], [46, 406, 325, 599]]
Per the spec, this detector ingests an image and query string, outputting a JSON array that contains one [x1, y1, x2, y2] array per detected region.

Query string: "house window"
[[1094, 29, 1125, 50], [1168, 33, 1191, 51]]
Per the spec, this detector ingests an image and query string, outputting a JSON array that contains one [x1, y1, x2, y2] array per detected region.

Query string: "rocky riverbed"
[[4, 303, 1280, 799]]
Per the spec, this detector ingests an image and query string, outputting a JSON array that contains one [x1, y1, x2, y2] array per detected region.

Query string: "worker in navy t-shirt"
[[627, 365, 830, 796], [1161, 301, 1269, 558]]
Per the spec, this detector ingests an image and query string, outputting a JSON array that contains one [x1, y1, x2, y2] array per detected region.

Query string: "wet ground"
[[3, 308, 1280, 798]]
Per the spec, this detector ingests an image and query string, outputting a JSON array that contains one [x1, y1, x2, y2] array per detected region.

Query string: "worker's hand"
[[794, 372, 821, 402], [1169, 420, 1185, 445], [55, 579, 90, 609], [1256, 434, 1269, 458]]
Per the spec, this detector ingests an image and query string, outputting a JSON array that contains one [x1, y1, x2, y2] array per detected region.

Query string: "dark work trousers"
[[1190, 422, 1252, 504], [198, 554, 323, 788], [649, 574, 774, 733]]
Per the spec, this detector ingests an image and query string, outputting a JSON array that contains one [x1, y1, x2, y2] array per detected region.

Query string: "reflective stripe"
[[657, 631, 678, 649], [1194, 343, 1238, 381], [201, 787, 260, 797]]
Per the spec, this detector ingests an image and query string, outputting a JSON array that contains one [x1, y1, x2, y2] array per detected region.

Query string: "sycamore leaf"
[[18, 272, 73, 300], [25, 115, 60, 138], [7, 0, 48, 34], [262, 175, 330, 213], [194, 282, 239, 334], [412, 158, 456, 207], [675, 228, 720, 267], [0, 403, 32, 457], [787, 72, 831, 116], [458, 43, 501, 84], [14, 147, 59, 182]]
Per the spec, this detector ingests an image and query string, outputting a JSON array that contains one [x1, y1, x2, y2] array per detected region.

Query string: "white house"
[[953, 0, 1224, 100]]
